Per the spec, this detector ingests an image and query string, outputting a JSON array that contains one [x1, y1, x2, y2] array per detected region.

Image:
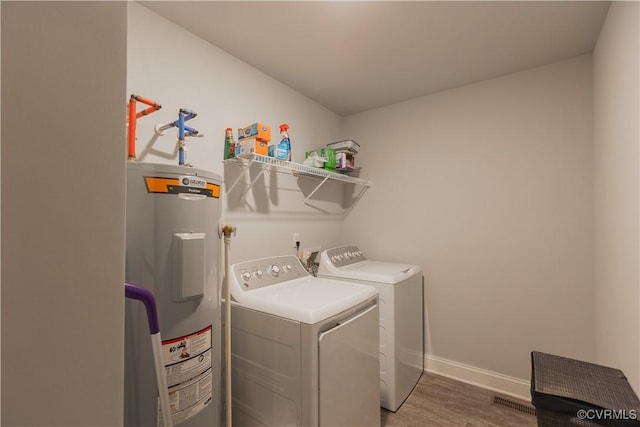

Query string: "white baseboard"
[[424, 354, 531, 402]]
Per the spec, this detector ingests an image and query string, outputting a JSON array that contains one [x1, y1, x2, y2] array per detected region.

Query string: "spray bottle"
[[224, 128, 235, 160], [277, 123, 291, 161]]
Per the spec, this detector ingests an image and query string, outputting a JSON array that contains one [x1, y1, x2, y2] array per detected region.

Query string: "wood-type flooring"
[[381, 373, 537, 427]]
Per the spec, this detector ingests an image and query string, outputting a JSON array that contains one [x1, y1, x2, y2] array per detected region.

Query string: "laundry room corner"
[[342, 55, 596, 399]]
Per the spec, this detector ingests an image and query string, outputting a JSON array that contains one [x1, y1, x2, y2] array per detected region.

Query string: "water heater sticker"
[[144, 176, 220, 198], [160, 326, 213, 425], [159, 369, 213, 427]]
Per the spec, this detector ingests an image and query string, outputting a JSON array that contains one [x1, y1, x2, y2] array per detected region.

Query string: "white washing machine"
[[229, 255, 380, 427], [317, 245, 424, 412]]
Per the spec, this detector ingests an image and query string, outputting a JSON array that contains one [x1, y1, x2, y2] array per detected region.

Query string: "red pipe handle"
[[127, 94, 162, 161]]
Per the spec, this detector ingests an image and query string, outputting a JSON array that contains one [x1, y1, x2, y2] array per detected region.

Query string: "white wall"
[[593, 1, 640, 394], [1, 2, 127, 425], [127, 3, 349, 262], [343, 56, 595, 386]]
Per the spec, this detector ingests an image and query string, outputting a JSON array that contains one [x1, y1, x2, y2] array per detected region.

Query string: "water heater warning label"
[[159, 326, 213, 426]]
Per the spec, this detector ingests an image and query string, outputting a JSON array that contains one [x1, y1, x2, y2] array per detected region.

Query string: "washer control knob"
[[241, 272, 251, 282], [283, 264, 292, 273], [267, 265, 280, 277], [253, 269, 263, 279]]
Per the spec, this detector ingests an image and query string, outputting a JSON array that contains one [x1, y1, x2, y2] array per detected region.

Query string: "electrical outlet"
[[293, 232, 300, 248]]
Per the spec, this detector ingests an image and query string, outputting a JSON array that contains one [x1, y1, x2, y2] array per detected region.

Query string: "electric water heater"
[[124, 163, 222, 426]]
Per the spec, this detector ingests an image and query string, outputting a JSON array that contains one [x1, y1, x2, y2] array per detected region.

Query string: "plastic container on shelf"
[[327, 139, 360, 154]]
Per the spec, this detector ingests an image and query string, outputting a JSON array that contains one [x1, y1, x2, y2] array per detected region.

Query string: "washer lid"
[[322, 260, 422, 284], [231, 276, 377, 324]]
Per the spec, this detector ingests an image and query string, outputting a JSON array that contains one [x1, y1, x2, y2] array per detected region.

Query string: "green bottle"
[[224, 128, 235, 159]]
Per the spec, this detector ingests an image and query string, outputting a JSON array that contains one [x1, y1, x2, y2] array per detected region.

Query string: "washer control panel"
[[231, 255, 308, 292], [324, 245, 367, 268]]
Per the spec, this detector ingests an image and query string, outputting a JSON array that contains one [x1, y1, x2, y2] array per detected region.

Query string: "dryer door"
[[318, 304, 380, 427]]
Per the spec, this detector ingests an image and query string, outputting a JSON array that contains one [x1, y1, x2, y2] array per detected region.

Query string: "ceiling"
[[141, 1, 611, 117]]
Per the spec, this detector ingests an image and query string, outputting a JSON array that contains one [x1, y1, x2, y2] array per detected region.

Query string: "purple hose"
[[125, 283, 160, 334]]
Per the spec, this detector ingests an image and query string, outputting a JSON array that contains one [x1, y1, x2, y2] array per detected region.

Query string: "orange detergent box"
[[238, 122, 271, 142], [235, 137, 269, 157]]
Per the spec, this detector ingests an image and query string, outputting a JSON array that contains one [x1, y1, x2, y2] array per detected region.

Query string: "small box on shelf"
[[235, 138, 268, 157]]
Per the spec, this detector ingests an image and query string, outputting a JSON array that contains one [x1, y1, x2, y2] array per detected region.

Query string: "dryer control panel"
[[231, 255, 308, 292], [323, 245, 367, 268]]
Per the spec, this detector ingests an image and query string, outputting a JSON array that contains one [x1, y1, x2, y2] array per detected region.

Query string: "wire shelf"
[[226, 154, 371, 186], [223, 154, 372, 214]]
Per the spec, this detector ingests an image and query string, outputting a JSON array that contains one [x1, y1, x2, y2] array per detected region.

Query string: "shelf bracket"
[[239, 163, 268, 203], [303, 175, 331, 206], [225, 168, 246, 195], [224, 156, 268, 202]]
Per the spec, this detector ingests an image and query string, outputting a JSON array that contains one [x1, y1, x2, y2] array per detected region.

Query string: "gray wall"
[[343, 55, 595, 384], [1, 2, 127, 425], [593, 1, 640, 394]]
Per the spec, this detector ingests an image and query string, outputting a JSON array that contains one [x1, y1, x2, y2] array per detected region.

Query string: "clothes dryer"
[[230, 255, 380, 427], [318, 245, 423, 412]]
